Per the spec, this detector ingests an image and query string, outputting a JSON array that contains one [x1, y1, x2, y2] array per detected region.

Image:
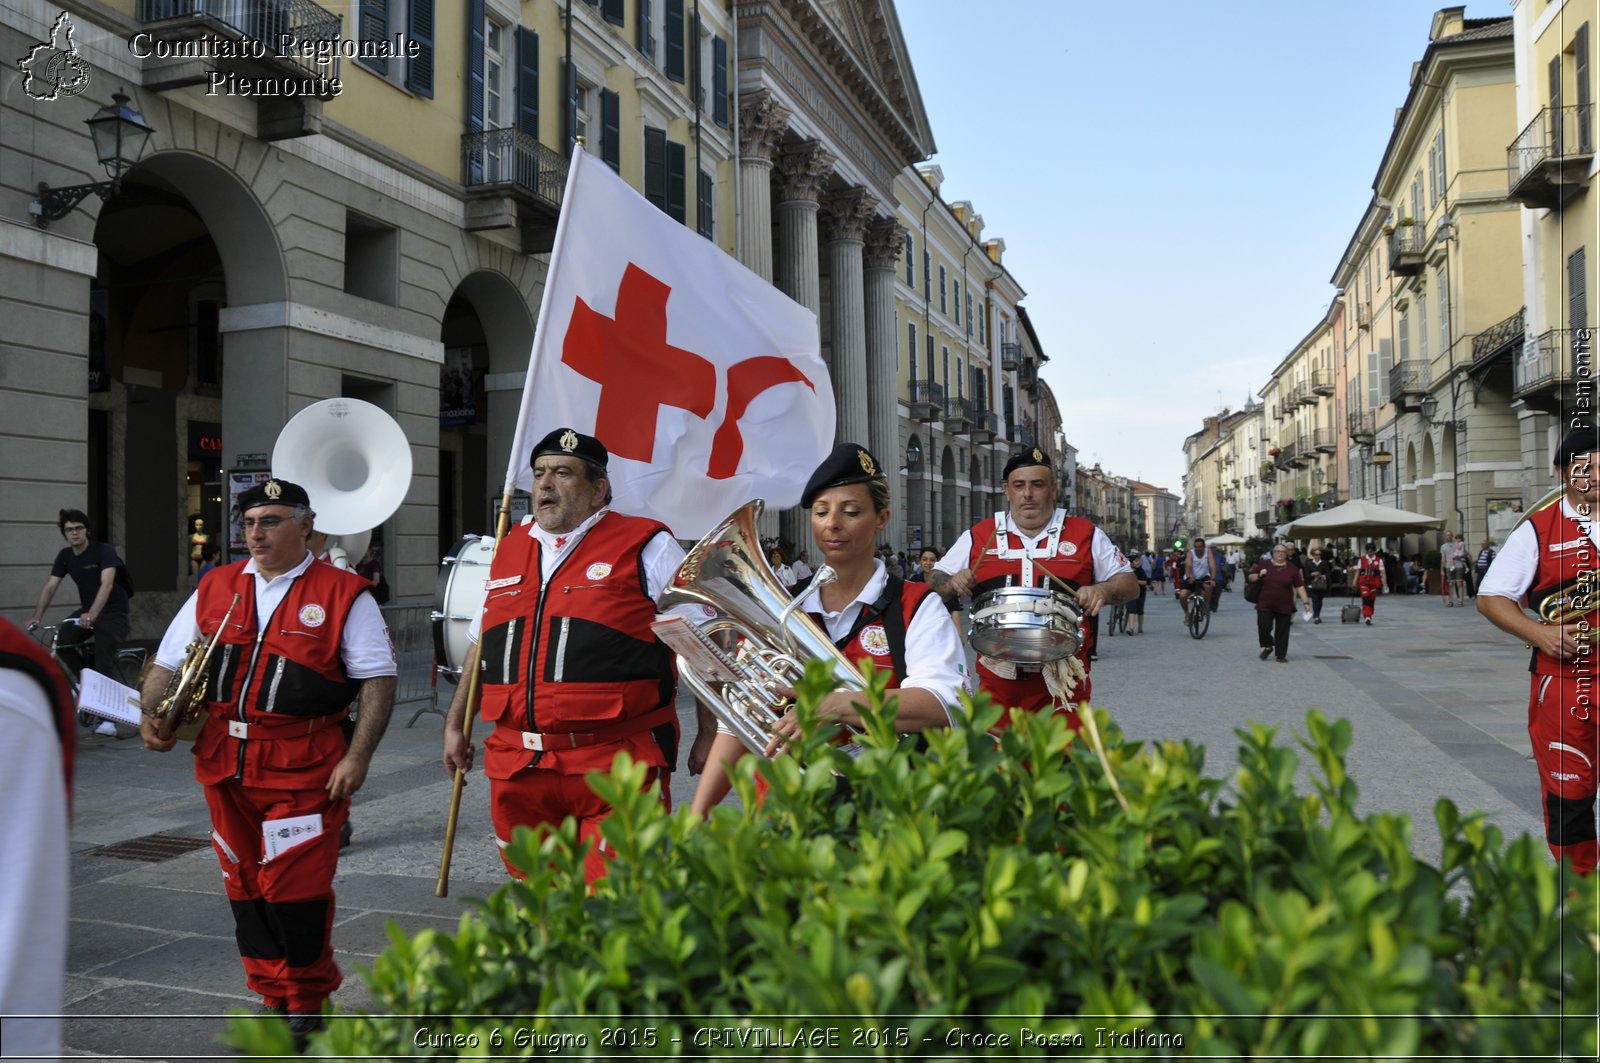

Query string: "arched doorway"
[[904, 435, 926, 552], [91, 152, 287, 621], [438, 269, 536, 551], [939, 445, 958, 549]]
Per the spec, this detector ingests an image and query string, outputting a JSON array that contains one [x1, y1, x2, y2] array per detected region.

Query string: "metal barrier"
[[379, 603, 442, 726]]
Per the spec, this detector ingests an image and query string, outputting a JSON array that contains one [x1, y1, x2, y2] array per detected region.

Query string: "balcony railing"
[[1256, 508, 1275, 529], [1007, 422, 1034, 446], [971, 408, 998, 443], [1000, 343, 1021, 371], [139, 0, 343, 82], [1312, 427, 1336, 452], [1388, 361, 1426, 409], [943, 397, 973, 433], [461, 129, 567, 252], [1347, 411, 1376, 444], [1309, 368, 1333, 396], [1387, 223, 1425, 276], [1471, 306, 1525, 371], [1515, 328, 1586, 399], [1508, 105, 1595, 209], [1286, 436, 1310, 467], [1274, 438, 1297, 469], [910, 380, 945, 423]]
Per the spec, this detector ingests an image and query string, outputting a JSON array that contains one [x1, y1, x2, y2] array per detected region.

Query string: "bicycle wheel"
[[1108, 605, 1127, 637], [1188, 598, 1210, 639]]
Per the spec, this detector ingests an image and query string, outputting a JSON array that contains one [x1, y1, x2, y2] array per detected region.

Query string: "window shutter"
[[516, 27, 539, 139], [601, 88, 621, 172], [561, 59, 578, 150], [697, 170, 714, 238], [908, 324, 917, 382], [1551, 55, 1565, 154], [1571, 247, 1588, 330], [602, 0, 624, 25], [712, 36, 729, 127], [1577, 23, 1592, 153], [664, 0, 685, 83], [644, 127, 667, 210], [637, 0, 653, 57], [667, 140, 687, 223], [904, 234, 914, 284], [407, 0, 435, 97], [466, 0, 485, 181], [358, 0, 388, 75]]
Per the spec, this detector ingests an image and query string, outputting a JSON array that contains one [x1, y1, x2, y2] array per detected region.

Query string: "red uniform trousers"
[[977, 663, 1091, 734], [1527, 672, 1600, 875], [490, 756, 670, 884], [203, 778, 347, 1012]]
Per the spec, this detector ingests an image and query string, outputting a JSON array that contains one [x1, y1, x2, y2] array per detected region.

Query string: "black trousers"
[[1256, 609, 1292, 660], [60, 610, 129, 678]]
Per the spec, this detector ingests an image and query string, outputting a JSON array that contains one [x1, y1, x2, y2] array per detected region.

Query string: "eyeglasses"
[[239, 516, 290, 532], [62, 524, 87, 533]]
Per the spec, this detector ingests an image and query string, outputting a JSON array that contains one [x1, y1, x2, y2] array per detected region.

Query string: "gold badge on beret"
[[559, 429, 579, 452], [265, 480, 283, 500], [1031, 447, 1045, 463], [858, 450, 877, 476]]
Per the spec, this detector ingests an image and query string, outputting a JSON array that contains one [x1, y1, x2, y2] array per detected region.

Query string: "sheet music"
[[77, 668, 142, 726]]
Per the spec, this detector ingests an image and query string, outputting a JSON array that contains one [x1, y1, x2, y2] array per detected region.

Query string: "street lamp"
[[31, 91, 154, 227], [1417, 394, 1467, 434]]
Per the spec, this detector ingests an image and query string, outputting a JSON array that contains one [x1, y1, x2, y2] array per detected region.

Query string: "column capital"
[[774, 140, 836, 205], [738, 90, 792, 161], [821, 187, 876, 244], [863, 217, 907, 269]]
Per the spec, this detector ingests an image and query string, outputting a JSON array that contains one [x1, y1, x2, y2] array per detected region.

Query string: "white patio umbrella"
[[1278, 498, 1445, 538], [1206, 532, 1247, 546]]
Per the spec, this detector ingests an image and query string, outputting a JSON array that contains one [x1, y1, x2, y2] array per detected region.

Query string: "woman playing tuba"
[[688, 443, 968, 814]]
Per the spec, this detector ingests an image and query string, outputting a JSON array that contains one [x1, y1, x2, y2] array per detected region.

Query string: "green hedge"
[[233, 664, 1598, 1058]]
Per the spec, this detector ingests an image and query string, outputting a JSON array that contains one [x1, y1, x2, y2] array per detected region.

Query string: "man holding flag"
[[439, 150, 835, 883]]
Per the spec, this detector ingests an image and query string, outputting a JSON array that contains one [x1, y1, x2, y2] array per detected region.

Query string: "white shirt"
[[0, 670, 68, 1061], [934, 508, 1131, 586], [467, 509, 687, 643], [1477, 497, 1599, 600], [791, 558, 813, 581], [156, 552, 396, 678], [717, 559, 969, 735]]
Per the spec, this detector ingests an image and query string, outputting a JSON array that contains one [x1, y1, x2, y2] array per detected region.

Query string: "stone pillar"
[[821, 187, 873, 450], [864, 216, 907, 548], [772, 141, 834, 554], [736, 91, 789, 282]]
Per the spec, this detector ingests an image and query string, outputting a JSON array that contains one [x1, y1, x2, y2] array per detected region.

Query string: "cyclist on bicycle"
[[27, 509, 130, 686], [1174, 536, 1221, 616]]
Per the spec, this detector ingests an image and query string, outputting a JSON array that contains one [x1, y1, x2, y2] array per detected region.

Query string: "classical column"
[[864, 216, 907, 546], [772, 141, 834, 554], [821, 187, 874, 449], [736, 90, 789, 282]]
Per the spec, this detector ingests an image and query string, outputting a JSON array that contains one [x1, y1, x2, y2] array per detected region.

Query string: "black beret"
[[238, 478, 311, 513], [1002, 446, 1052, 481], [800, 443, 884, 509], [531, 427, 608, 471], [1554, 425, 1598, 467]]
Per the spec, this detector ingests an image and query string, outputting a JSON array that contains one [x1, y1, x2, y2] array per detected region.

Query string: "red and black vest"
[[477, 513, 678, 778], [1524, 502, 1599, 678], [966, 511, 1097, 672], [1358, 554, 1385, 595], [0, 618, 75, 806], [190, 558, 368, 787], [818, 574, 934, 685]]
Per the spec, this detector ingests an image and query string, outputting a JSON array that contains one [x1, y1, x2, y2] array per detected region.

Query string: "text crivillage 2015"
[[127, 30, 420, 98]]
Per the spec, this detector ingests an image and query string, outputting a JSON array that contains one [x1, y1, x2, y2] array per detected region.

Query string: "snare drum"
[[432, 534, 495, 683], [967, 586, 1081, 665]]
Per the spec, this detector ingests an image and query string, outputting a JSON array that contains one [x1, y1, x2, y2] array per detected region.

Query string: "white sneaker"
[[1363, 618, 1372, 626], [94, 720, 117, 736]]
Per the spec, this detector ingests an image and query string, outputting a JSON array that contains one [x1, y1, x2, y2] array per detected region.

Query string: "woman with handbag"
[[1246, 544, 1312, 663]]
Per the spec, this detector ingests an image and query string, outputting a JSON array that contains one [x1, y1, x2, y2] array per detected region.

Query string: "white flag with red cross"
[[504, 149, 833, 539]]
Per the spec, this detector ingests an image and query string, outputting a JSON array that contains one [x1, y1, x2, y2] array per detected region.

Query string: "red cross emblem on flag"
[[507, 151, 835, 539]]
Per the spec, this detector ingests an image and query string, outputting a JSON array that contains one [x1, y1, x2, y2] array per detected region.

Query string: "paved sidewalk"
[[57, 587, 1552, 1059]]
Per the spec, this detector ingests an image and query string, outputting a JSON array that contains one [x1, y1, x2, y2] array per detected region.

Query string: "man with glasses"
[[27, 510, 131, 735], [138, 479, 396, 1046]]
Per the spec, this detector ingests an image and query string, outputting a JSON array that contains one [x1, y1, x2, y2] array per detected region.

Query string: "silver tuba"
[[655, 501, 864, 758]]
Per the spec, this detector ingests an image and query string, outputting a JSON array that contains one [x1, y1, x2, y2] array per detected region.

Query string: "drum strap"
[[816, 576, 910, 682]]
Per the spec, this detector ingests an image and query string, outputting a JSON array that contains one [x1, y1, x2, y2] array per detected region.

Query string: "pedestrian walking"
[[1357, 543, 1386, 624], [1304, 546, 1333, 623], [1246, 544, 1311, 663]]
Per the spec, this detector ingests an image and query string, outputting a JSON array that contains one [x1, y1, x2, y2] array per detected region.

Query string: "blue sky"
[[895, 0, 1512, 494]]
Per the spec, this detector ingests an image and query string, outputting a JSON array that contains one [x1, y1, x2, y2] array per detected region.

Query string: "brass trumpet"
[[1535, 570, 1600, 644], [149, 593, 242, 741]]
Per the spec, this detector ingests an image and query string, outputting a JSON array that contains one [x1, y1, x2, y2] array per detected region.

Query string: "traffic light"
[[1173, 538, 1185, 551]]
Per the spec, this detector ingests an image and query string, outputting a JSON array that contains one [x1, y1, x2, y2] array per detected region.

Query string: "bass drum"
[[432, 534, 495, 684]]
